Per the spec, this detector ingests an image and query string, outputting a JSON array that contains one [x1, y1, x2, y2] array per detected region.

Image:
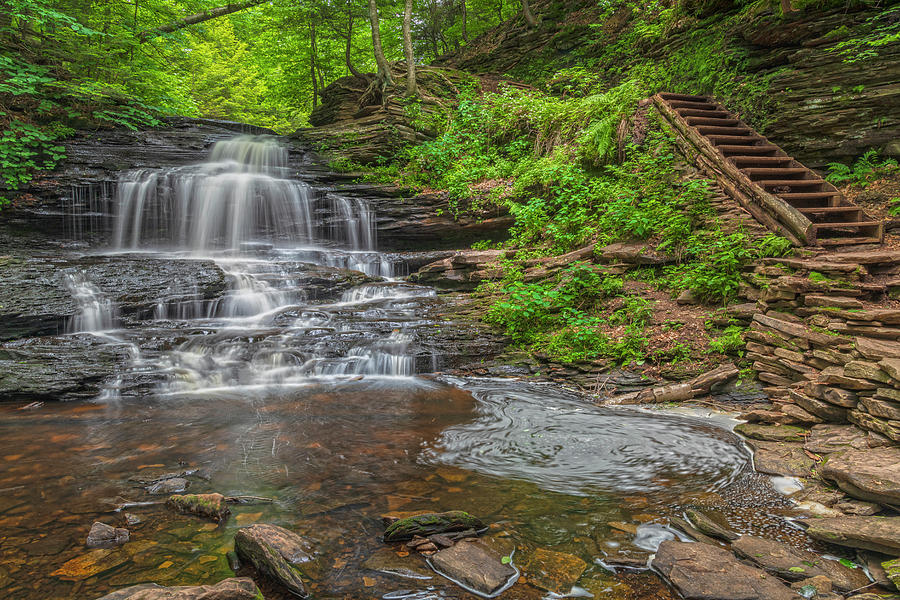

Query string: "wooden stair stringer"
[[653, 93, 813, 246]]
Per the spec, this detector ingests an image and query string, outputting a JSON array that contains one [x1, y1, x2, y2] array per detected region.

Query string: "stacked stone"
[[740, 251, 900, 445]]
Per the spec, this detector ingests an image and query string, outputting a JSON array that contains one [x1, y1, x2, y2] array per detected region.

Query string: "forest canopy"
[[1, 0, 525, 132]]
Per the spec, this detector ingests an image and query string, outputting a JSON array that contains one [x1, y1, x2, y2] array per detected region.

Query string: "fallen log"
[[604, 362, 739, 405]]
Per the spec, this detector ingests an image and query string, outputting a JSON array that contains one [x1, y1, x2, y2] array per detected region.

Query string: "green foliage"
[[0, 118, 65, 199], [827, 6, 900, 63], [708, 325, 746, 356], [826, 150, 899, 188]]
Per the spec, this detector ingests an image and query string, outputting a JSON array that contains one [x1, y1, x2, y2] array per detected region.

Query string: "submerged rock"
[[85, 522, 129, 549], [684, 509, 738, 542], [166, 493, 230, 522], [820, 447, 900, 505], [732, 535, 870, 592], [147, 478, 189, 495], [233, 524, 313, 598], [429, 539, 517, 597], [92, 577, 262, 599], [519, 547, 587, 595], [383, 511, 486, 542], [652, 541, 800, 600], [803, 516, 900, 555]]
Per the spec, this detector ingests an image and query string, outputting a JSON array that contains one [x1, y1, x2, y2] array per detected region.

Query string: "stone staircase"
[[655, 93, 884, 247]]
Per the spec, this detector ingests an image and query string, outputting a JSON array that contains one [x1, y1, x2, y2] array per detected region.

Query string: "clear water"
[[1, 136, 805, 599]]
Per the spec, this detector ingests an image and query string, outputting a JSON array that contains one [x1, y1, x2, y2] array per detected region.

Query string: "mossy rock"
[[166, 493, 230, 522], [734, 423, 807, 443], [884, 557, 900, 592], [383, 511, 486, 542]]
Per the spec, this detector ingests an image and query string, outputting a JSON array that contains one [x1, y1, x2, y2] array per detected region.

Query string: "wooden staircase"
[[654, 93, 884, 247]]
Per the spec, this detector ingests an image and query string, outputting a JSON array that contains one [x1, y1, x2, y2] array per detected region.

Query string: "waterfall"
[[64, 272, 119, 333], [78, 134, 438, 392]]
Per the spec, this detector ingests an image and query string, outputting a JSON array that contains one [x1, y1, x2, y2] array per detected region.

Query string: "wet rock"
[[820, 447, 900, 505], [92, 577, 262, 599], [233, 524, 313, 598], [732, 535, 870, 592], [734, 423, 807, 443], [120, 513, 142, 527], [361, 547, 433, 580], [747, 440, 814, 477], [0, 335, 128, 402], [790, 575, 832, 596], [803, 516, 900, 555], [166, 493, 230, 522], [429, 539, 517, 596], [520, 547, 587, 594], [684, 509, 738, 541], [85, 522, 129, 549], [147, 478, 189, 495], [52, 548, 130, 581], [652, 540, 800, 600], [383, 511, 486, 542]]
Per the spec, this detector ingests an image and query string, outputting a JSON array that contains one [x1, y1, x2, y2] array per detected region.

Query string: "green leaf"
[[500, 555, 511, 565]]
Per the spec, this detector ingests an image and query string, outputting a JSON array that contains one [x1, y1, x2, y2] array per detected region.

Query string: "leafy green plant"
[[826, 150, 898, 188], [708, 325, 746, 356]]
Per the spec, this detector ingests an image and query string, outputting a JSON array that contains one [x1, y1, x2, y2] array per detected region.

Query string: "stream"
[[0, 136, 802, 599]]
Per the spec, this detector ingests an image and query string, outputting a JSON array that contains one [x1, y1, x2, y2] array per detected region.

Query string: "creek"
[[0, 135, 799, 599]]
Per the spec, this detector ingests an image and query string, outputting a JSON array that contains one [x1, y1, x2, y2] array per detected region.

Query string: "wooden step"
[[659, 92, 709, 102], [668, 100, 718, 110], [696, 125, 753, 136], [760, 179, 825, 188], [717, 145, 779, 155], [777, 192, 840, 201], [818, 236, 883, 246], [815, 221, 882, 230], [677, 109, 731, 118], [685, 117, 740, 127], [801, 207, 863, 222], [743, 168, 811, 180], [707, 135, 766, 146], [729, 156, 793, 167]]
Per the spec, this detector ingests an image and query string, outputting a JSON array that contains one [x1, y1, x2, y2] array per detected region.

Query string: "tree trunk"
[[403, 0, 417, 96], [780, 0, 795, 14], [344, 12, 364, 78], [138, 0, 268, 41], [367, 0, 394, 89], [521, 0, 537, 27], [309, 20, 318, 107], [461, 0, 468, 41]]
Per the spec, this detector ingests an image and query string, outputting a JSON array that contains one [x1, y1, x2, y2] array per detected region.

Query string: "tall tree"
[[521, 0, 536, 28], [460, 0, 468, 42], [403, 0, 416, 95], [367, 0, 394, 90]]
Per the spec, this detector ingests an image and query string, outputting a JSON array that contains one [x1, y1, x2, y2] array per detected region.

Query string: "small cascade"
[[64, 272, 119, 333], [83, 134, 435, 393]]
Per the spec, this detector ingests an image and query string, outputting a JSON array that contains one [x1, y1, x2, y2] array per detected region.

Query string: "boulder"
[[651, 540, 800, 600], [820, 447, 900, 506], [383, 511, 486, 542], [85, 522, 129, 549], [429, 539, 517, 596], [233, 524, 313, 598], [92, 577, 261, 599], [747, 440, 814, 477], [803, 516, 900, 554], [166, 493, 230, 522], [732, 535, 869, 592]]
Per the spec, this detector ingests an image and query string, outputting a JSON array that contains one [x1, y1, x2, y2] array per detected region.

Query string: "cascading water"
[[64, 271, 119, 333], [71, 135, 433, 391]]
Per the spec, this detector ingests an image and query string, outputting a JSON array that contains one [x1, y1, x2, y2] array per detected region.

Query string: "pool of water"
[[0, 376, 798, 600]]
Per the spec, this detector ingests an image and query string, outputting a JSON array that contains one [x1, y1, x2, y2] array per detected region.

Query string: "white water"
[[68, 136, 432, 388], [64, 272, 119, 333]]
